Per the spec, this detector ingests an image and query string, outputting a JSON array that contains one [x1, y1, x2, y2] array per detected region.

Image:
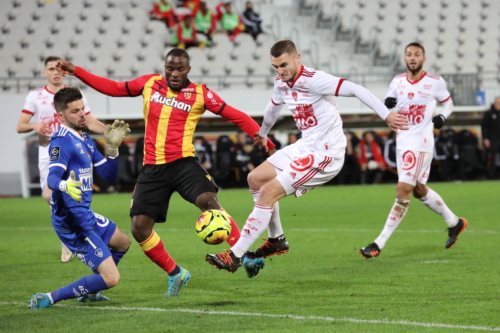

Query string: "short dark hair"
[[44, 56, 61, 66], [54, 87, 83, 113], [405, 42, 425, 55], [165, 48, 190, 62], [270, 40, 298, 58]]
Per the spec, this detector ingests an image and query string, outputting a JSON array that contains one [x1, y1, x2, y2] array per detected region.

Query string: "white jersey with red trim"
[[272, 65, 346, 158], [386, 72, 451, 153], [22, 86, 91, 153]]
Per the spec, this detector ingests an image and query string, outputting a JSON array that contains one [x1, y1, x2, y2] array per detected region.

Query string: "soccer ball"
[[195, 210, 232, 245]]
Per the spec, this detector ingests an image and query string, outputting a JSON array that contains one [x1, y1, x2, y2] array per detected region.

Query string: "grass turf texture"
[[1, 181, 499, 332]]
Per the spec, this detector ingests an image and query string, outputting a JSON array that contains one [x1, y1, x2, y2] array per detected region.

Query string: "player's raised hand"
[[55, 60, 76, 76], [104, 120, 131, 158], [253, 132, 268, 152], [60, 170, 82, 202], [385, 113, 409, 133]]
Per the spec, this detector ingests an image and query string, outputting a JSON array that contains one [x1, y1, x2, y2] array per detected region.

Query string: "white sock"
[[46, 293, 54, 304], [419, 187, 458, 227], [231, 204, 273, 257], [374, 199, 410, 249], [250, 190, 284, 239]]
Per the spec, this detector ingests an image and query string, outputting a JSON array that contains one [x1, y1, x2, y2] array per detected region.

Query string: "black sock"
[[168, 265, 181, 276], [269, 234, 286, 243]]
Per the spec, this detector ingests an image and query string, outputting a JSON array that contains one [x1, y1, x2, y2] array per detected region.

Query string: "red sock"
[[139, 231, 177, 274], [220, 209, 241, 246]]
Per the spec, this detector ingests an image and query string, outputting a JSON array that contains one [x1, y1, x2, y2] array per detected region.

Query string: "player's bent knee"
[[114, 230, 131, 252], [195, 192, 219, 211], [412, 184, 427, 199], [102, 270, 120, 288], [130, 216, 155, 242], [248, 169, 270, 189]]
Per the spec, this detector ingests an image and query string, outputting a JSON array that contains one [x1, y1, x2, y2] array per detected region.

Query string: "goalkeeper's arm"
[[47, 168, 82, 203]]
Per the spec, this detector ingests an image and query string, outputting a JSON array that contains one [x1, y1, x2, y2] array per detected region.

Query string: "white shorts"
[[39, 156, 50, 191], [267, 143, 344, 198], [397, 150, 432, 186]]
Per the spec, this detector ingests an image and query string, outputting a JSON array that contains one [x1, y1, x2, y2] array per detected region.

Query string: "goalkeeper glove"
[[59, 170, 82, 202], [104, 120, 131, 158], [432, 114, 445, 129], [384, 97, 397, 109]]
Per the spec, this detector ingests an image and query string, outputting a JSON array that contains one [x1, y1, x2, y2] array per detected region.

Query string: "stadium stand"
[[0, 0, 499, 95]]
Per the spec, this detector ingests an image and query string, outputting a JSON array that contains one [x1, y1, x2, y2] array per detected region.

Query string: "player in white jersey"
[[206, 40, 409, 272], [359, 43, 468, 259], [16, 56, 106, 262]]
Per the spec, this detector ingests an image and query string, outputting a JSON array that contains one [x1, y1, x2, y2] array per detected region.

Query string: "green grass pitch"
[[1, 181, 499, 332]]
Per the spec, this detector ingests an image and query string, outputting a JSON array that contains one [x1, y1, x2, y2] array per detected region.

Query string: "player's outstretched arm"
[[104, 120, 131, 158], [56, 60, 152, 97], [337, 80, 408, 132], [217, 104, 276, 151]]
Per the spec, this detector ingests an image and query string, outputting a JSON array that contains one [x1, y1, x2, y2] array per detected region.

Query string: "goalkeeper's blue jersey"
[[48, 125, 118, 233]]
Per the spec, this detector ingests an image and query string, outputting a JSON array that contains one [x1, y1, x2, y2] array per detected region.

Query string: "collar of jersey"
[[60, 124, 85, 141], [286, 65, 305, 88], [406, 71, 427, 85]]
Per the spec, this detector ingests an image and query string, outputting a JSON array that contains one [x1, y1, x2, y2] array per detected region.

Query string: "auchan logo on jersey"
[[150, 92, 192, 112], [292, 104, 318, 130], [398, 105, 426, 125]]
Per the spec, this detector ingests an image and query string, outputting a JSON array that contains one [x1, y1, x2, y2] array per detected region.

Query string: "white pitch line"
[[1, 302, 500, 331], [1, 227, 498, 234]]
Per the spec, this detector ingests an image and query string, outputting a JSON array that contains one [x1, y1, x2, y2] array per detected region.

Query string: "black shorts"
[[130, 157, 217, 222]]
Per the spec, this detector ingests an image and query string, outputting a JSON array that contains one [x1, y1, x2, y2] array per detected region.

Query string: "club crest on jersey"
[[291, 154, 314, 172], [408, 92, 414, 100], [150, 92, 192, 112], [292, 92, 298, 102], [402, 151, 416, 171], [184, 92, 192, 99]]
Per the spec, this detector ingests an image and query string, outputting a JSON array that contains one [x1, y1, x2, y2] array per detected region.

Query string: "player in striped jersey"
[[56, 48, 275, 296]]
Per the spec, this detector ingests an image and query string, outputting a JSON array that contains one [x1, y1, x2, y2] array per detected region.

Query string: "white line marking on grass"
[[1, 227, 499, 235], [2, 302, 500, 331], [422, 260, 449, 264]]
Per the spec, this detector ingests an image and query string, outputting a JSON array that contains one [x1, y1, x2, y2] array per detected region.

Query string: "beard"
[[406, 62, 423, 75], [66, 119, 87, 131], [75, 124, 88, 131]]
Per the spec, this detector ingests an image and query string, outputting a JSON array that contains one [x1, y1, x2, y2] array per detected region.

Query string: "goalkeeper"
[[29, 87, 132, 309]]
